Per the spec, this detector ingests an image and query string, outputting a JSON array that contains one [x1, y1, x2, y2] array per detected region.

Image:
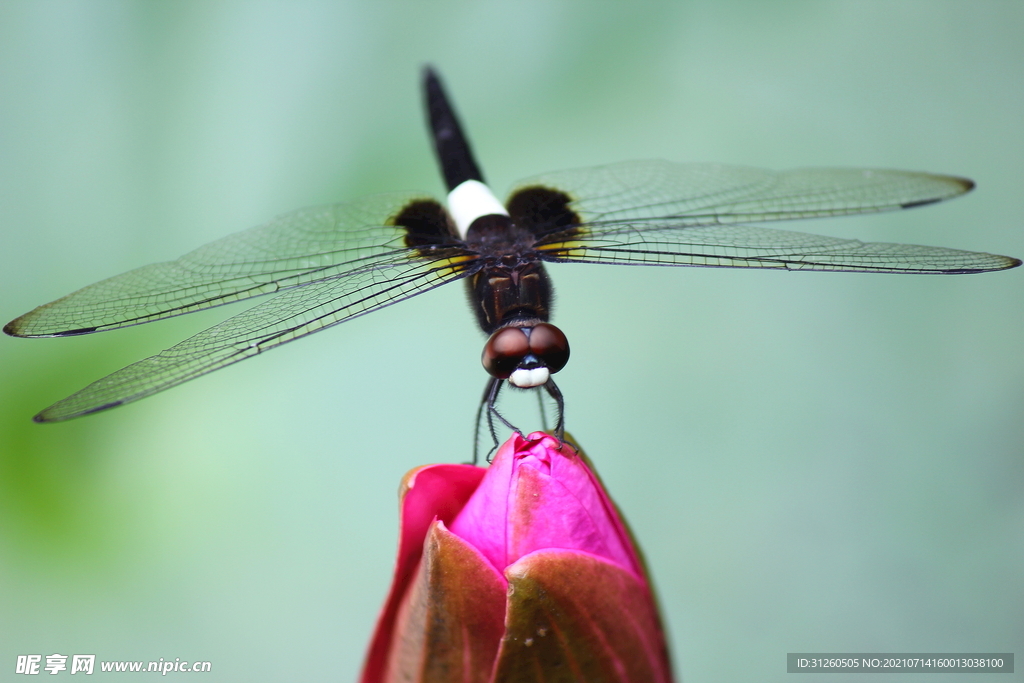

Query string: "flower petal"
[[450, 433, 642, 579], [505, 448, 639, 578], [492, 549, 673, 683], [380, 520, 507, 683], [361, 464, 486, 683]]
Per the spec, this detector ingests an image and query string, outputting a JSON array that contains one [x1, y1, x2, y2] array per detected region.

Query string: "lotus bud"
[[361, 432, 673, 683]]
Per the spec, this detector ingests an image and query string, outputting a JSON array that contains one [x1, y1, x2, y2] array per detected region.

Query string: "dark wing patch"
[[392, 198, 461, 251], [506, 186, 582, 242]]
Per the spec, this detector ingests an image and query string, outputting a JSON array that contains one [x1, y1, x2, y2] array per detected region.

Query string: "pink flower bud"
[[361, 433, 673, 683]]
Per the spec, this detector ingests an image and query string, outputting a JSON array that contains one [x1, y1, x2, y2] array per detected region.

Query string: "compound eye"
[[482, 327, 529, 378], [528, 322, 570, 374]]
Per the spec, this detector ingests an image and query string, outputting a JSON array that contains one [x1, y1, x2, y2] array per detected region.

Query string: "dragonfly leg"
[[486, 379, 526, 463], [474, 377, 519, 464], [471, 391, 485, 467], [473, 378, 498, 466], [535, 387, 550, 432], [542, 378, 566, 446], [474, 377, 561, 464]]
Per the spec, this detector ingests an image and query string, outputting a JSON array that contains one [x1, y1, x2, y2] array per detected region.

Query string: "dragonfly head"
[[482, 322, 569, 388]]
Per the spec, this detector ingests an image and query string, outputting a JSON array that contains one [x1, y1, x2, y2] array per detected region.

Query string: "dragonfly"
[[6, 67, 1020, 460]]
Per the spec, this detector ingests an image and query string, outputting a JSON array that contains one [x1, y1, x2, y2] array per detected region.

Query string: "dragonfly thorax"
[[464, 215, 554, 334]]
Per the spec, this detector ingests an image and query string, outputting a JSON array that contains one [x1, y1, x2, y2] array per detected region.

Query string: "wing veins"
[[36, 253, 477, 421], [77, 247, 430, 331]]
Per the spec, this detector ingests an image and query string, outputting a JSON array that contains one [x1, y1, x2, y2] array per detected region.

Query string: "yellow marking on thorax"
[[429, 253, 475, 278], [536, 239, 588, 259]]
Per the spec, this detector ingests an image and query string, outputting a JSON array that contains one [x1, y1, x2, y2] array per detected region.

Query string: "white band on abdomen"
[[447, 179, 509, 238]]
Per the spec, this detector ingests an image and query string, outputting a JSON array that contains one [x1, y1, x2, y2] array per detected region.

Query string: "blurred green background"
[[1, 1, 1021, 681]]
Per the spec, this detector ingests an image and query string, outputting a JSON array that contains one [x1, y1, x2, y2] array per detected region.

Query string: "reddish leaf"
[[361, 464, 486, 683], [492, 550, 673, 683], [381, 520, 507, 683]]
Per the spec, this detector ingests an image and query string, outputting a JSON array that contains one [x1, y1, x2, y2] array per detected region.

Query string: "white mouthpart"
[[510, 366, 550, 388], [447, 179, 508, 238]]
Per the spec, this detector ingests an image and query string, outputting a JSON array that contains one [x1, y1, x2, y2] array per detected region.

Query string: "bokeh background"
[[1, 1, 1021, 681]]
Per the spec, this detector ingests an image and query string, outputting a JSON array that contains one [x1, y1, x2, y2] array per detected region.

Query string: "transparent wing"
[[516, 160, 975, 225], [6, 193, 436, 337], [515, 161, 1019, 273], [540, 222, 1017, 273], [34, 250, 471, 422]]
